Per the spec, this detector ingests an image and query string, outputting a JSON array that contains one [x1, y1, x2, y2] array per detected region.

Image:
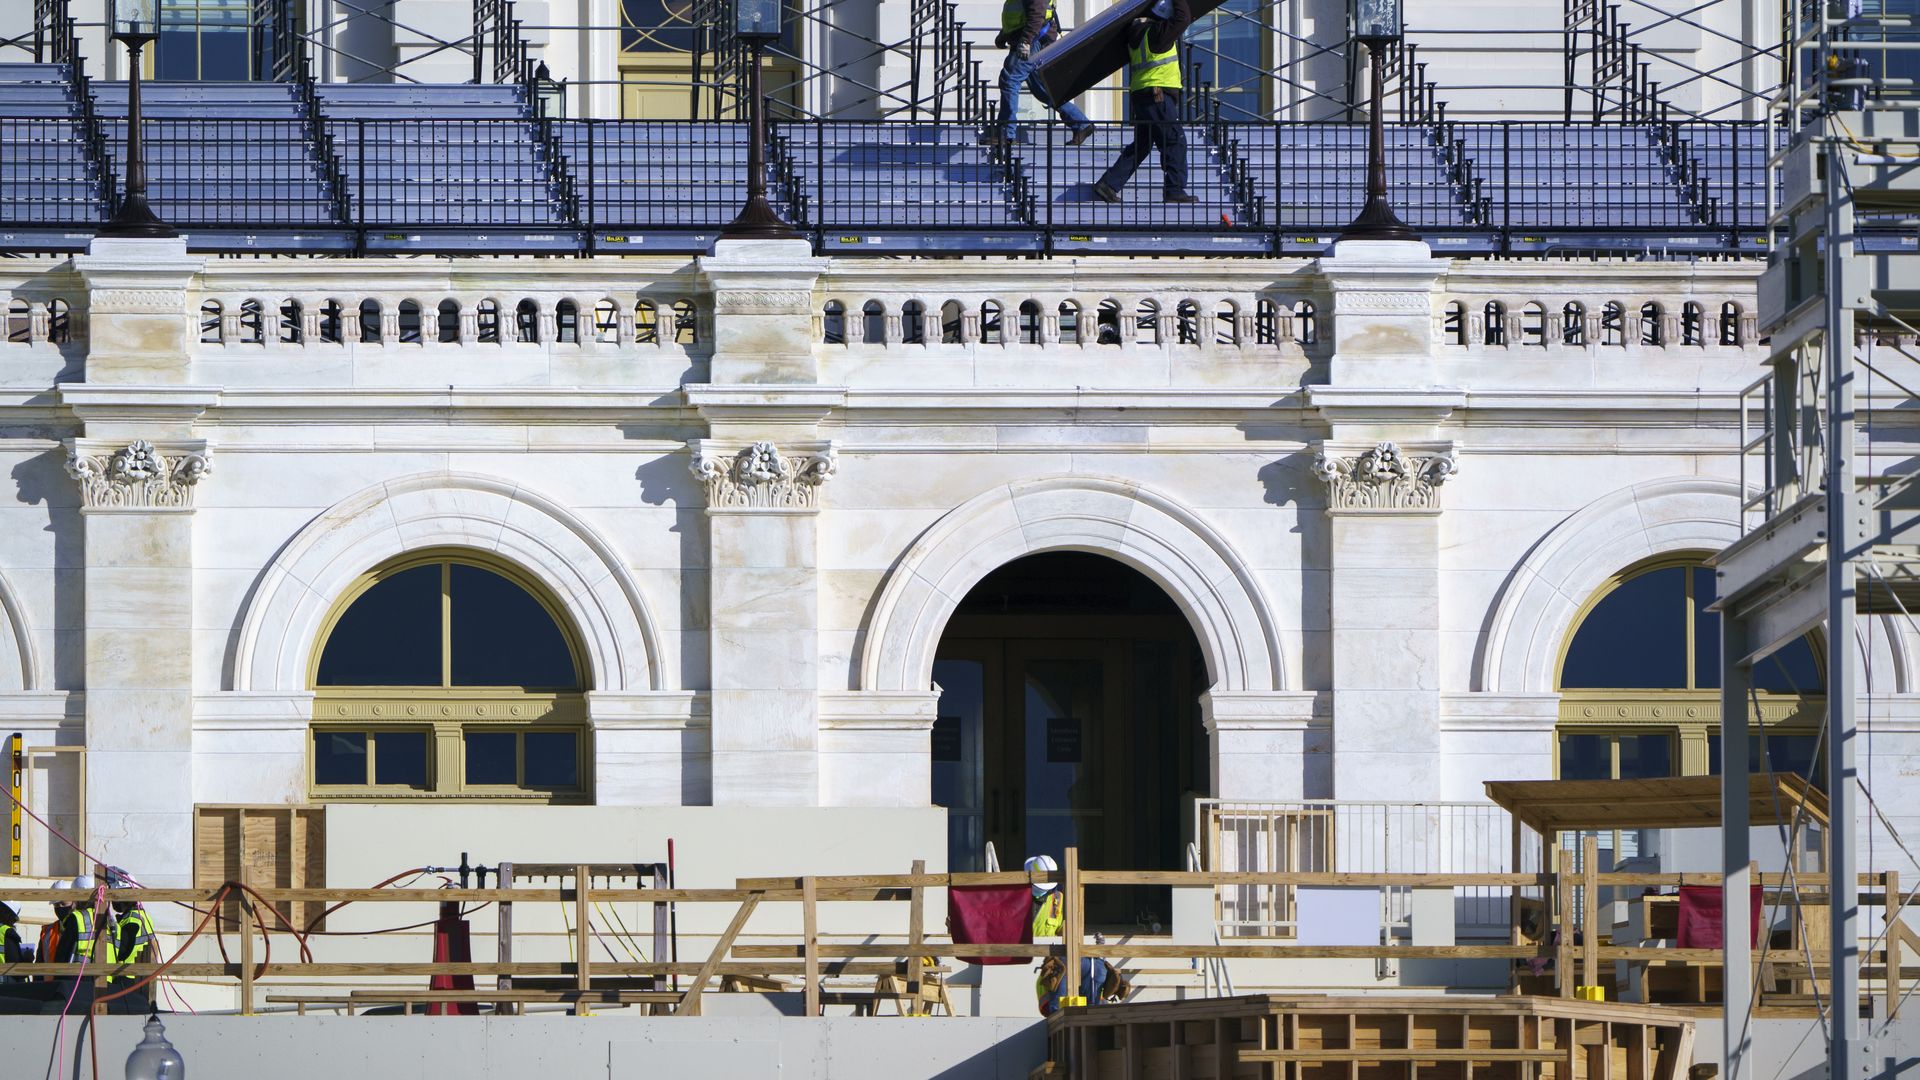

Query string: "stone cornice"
[[585, 691, 711, 729], [58, 384, 220, 423]]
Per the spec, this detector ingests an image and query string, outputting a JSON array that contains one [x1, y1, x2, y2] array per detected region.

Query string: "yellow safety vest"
[[108, 909, 155, 982], [1031, 892, 1064, 938], [61, 908, 95, 961], [1128, 34, 1182, 91], [1003, 0, 1058, 35]]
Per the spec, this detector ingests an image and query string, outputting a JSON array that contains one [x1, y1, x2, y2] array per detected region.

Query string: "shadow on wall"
[[9, 448, 83, 688]]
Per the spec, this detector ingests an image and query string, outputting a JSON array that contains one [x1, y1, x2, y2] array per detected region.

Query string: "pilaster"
[[1200, 690, 1324, 801], [72, 237, 203, 385], [696, 238, 827, 384]]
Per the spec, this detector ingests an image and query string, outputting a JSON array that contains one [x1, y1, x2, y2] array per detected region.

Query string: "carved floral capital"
[[65, 439, 211, 511], [689, 439, 836, 511], [1311, 441, 1456, 513]]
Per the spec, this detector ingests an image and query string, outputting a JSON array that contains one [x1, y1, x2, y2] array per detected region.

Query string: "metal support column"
[[1721, 615, 1753, 1080]]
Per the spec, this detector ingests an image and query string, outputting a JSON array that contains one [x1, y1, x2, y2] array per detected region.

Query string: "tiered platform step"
[[792, 123, 1037, 253], [0, 62, 105, 245]]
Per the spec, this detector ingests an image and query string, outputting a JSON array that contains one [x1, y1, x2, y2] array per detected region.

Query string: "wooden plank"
[[676, 891, 762, 1016], [497, 860, 515, 1014], [1582, 834, 1600, 995], [1887, 871, 1904, 1020], [1558, 854, 1575, 999], [907, 858, 926, 1015], [575, 864, 592, 1014], [803, 876, 820, 1017], [1065, 847, 1082, 1007], [1239, 1049, 1573, 1062]]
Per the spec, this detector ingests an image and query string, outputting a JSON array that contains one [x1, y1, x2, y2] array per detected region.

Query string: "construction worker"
[[0, 902, 24, 980], [983, 0, 1094, 149], [46, 874, 100, 1013], [1092, 0, 1197, 205], [34, 880, 69, 984], [103, 866, 154, 1013], [1035, 955, 1133, 1016], [1026, 854, 1064, 938]]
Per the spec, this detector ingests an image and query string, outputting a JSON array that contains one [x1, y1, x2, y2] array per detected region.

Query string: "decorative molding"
[[88, 289, 187, 315], [1311, 441, 1457, 513], [711, 288, 815, 316], [1332, 290, 1433, 315], [64, 438, 210, 511], [689, 439, 837, 511]]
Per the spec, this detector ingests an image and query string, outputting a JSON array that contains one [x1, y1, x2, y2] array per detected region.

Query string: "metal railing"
[[0, 117, 1778, 255], [1197, 799, 1540, 940]]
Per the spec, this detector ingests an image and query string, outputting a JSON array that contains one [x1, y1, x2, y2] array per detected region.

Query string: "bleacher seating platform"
[[0, 76, 1781, 257]]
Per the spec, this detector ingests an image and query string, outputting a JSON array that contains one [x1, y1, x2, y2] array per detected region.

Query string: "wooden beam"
[[1064, 847, 1082, 1005], [1583, 834, 1600, 995], [676, 891, 762, 1017], [906, 858, 925, 1016], [497, 860, 515, 1015], [803, 876, 820, 1017], [574, 864, 592, 1015]]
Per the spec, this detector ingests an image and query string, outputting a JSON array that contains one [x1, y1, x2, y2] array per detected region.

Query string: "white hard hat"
[[71, 874, 94, 891], [50, 880, 70, 891], [1025, 854, 1058, 896]]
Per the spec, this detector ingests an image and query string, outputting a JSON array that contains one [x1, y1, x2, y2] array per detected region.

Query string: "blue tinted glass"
[[1559, 734, 1610, 780], [1693, 568, 1721, 689], [373, 731, 428, 788], [1560, 567, 1688, 689], [313, 731, 367, 785], [524, 732, 579, 788], [449, 564, 579, 688], [1617, 734, 1673, 779], [465, 731, 517, 786], [316, 564, 442, 686], [1755, 636, 1824, 693]]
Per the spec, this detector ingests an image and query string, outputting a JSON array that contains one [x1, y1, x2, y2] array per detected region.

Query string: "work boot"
[[1092, 182, 1122, 204], [1164, 191, 1199, 204], [977, 131, 1005, 148], [1066, 126, 1095, 147]]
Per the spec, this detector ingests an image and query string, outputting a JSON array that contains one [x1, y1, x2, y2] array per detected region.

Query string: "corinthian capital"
[[689, 439, 837, 511], [65, 438, 211, 512], [1311, 441, 1457, 514]]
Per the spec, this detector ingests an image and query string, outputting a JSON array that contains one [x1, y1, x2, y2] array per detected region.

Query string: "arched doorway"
[[932, 553, 1207, 930], [309, 549, 590, 801]]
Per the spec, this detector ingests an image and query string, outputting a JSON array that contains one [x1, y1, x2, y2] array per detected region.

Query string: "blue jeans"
[[997, 50, 1090, 142]]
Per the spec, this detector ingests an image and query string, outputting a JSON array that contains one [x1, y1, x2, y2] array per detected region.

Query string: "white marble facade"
[[1, 236, 1915, 892]]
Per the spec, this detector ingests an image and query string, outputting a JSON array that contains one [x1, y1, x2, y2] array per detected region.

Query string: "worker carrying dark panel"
[[983, 0, 1096, 148], [1092, 0, 1198, 205], [1026, 0, 1227, 111]]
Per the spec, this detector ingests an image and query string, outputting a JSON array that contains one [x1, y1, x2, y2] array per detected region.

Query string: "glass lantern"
[[1351, 0, 1402, 41], [111, 0, 159, 39], [124, 1012, 186, 1080], [734, 0, 782, 43]]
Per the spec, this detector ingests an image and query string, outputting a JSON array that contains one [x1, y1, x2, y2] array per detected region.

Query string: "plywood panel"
[[194, 805, 327, 931]]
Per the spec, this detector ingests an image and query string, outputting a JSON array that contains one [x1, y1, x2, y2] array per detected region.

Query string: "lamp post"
[[722, 0, 796, 239], [124, 1011, 186, 1079], [1339, 0, 1418, 242], [101, 0, 174, 239]]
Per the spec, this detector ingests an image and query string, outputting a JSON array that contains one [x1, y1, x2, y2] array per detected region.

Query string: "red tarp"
[[948, 884, 1033, 966], [427, 900, 479, 1015], [1676, 885, 1764, 949]]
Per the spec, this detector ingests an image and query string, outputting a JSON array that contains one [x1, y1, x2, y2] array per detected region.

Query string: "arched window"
[[671, 300, 697, 345], [1483, 301, 1506, 346], [1680, 301, 1704, 347], [1097, 299, 1123, 345], [281, 299, 304, 344], [1018, 300, 1042, 345], [515, 299, 540, 343], [1557, 556, 1825, 789], [311, 554, 587, 799], [319, 300, 344, 345], [1640, 302, 1663, 346], [397, 299, 423, 345], [47, 299, 70, 345], [1214, 300, 1238, 346], [5, 300, 28, 344], [1295, 300, 1317, 346], [822, 300, 846, 345], [476, 299, 501, 344], [1256, 298, 1280, 345], [1521, 302, 1546, 346], [555, 299, 579, 344], [359, 299, 381, 344], [1443, 301, 1466, 346], [1058, 300, 1082, 345], [593, 299, 618, 343], [902, 300, 927, 345], [864, 300, 887, 345], [1600, 301, 1625, 346], [940, 300, 964, 344], [980, 300, 1004, 345], [438, 300, 461, 344], [1562, 302, 1586, 346], [1719, 302, 1743, 346], [200, 300, 224, 344], [238, 298, 264, 344], [1135, 299, 1161, 345], [634, 300, 659, 345], [1175, 299, 1201, 345]]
